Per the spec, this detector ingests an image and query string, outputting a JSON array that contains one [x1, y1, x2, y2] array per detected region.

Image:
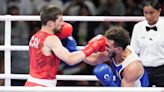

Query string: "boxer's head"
[[40, 6, 63, 33]]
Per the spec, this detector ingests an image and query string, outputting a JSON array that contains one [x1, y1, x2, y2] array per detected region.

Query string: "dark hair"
[[105, 26, 130, 50], [40, 6, 62, 25], [143, 0, 161, 10], [7, 5, 19, 15]]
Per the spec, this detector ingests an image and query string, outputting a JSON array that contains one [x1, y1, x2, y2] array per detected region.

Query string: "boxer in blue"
[[84, 26, 149, 87]]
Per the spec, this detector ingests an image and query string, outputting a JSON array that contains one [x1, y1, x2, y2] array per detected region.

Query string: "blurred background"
[[0, 0, 164, 86]]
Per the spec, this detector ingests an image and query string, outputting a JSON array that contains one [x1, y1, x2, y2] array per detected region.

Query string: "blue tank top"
[[111, 46, 149, 87]]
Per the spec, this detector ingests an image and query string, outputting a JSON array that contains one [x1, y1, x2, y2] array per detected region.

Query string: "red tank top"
[[29, 31, 60, 79]]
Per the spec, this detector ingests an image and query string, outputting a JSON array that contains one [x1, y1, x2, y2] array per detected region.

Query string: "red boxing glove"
[[56, 22, 73, 39], [82, 35, 106, 57]]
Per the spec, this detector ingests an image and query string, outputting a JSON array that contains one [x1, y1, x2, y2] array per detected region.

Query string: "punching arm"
[[82, 35, 106, 57]]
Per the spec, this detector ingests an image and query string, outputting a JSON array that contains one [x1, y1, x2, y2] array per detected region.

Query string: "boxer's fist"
[[93, 63, 117, 87], [56, 22, 73, 39], [82, 35, 106, 57], [61, 36, 78, 52]]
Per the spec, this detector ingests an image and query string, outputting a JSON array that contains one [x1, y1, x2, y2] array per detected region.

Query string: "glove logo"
[[104, 74, 110, 81]]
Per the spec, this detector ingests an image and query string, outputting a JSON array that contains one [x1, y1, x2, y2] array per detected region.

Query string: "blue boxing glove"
[[61, 36, 78, 52], [93, 63, 117, 87]]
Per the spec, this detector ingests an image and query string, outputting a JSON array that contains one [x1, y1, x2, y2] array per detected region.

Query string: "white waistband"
[[27, 76, 57, 87]]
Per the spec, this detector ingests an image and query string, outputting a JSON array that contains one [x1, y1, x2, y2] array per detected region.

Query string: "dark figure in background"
[[7, 5, 30, 86]]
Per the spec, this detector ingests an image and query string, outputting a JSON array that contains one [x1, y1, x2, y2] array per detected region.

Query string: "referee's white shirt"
[[130, 18, 164, 67]]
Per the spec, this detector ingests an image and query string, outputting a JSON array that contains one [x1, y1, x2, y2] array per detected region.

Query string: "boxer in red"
[[24, 6, 106, 87]]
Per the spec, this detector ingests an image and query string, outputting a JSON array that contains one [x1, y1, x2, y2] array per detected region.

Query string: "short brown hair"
[[105, 26, 130, 50], [40, 6, 62, 25]]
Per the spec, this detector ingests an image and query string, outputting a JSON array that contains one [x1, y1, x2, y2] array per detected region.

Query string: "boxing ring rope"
[[1, 15, 164, 92], [0, 74, 98, 80], [0, 87, 163, 92], [0, 15, 147, 21]]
